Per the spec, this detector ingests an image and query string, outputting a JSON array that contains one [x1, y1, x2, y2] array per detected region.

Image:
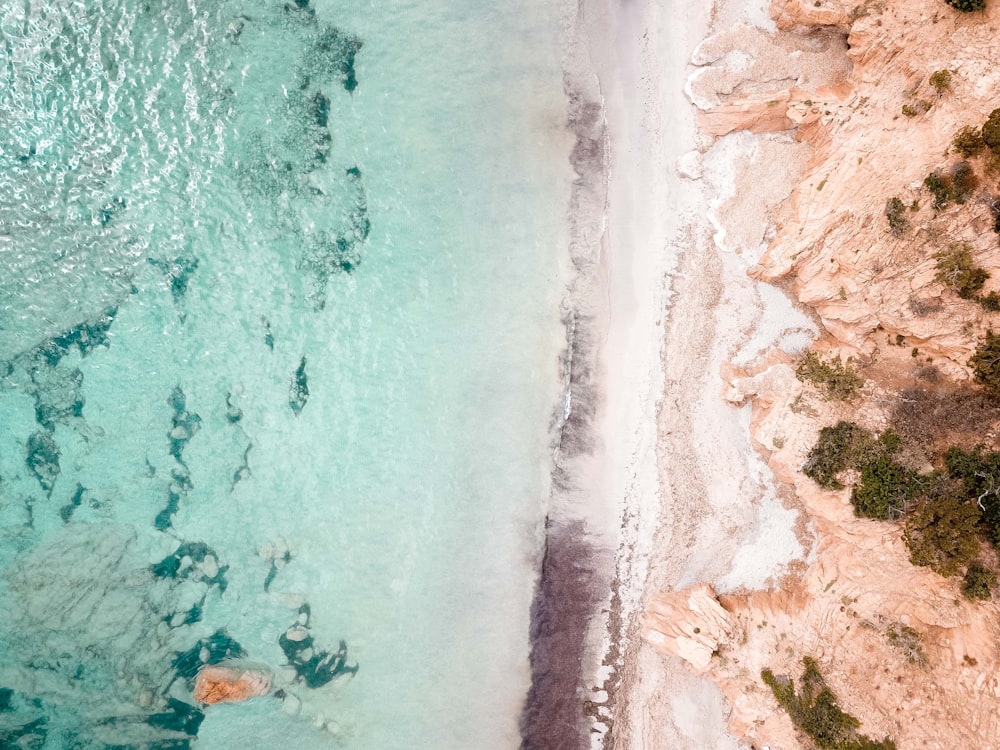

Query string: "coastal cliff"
[[643, 0, 1000, 747]]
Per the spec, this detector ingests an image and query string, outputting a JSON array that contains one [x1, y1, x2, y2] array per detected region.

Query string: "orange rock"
[[194, 665, 272, 705]]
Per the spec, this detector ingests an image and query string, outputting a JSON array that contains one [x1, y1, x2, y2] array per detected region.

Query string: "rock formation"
[[646, 361, 1000, 747], [193, 665, 273, 705], [646, 0, 1000, 747]]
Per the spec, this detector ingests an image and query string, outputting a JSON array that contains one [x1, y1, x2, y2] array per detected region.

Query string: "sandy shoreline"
[[522, 0, 824, 745], [568, 0, 819, 747]]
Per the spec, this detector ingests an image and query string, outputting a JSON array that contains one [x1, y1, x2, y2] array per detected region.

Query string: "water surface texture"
[[0, 0, 571, 747]]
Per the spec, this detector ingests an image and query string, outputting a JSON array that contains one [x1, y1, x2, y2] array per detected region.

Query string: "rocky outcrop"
[[770, 0, 853, 31], [688, 20, 852, 136], [754, 0, 1000, 371], [689, 0, 1000, 373], [641, 583, 733, 672], [193, 665, 273, 705], [646, 0, 1000, 747], [644, 363, 1000, 748]]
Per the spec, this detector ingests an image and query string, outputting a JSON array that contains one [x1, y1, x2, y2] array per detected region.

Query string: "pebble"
[[676, 150, 704, 180], [282, 694, 302, 716], [285, 626, 309, 642]]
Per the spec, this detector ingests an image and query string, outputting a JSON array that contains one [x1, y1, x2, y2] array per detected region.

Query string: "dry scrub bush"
[[884, 197, 908, 236], [889, 387, 999, 453], [934, 244, 988, 300], [904, 480, 981, 576], [970, 331, 1000, 397], [929, 69, 952, 93], [796, 351, 864, 400], [953, 125, 985, 157], [962, 561, 996, 600]]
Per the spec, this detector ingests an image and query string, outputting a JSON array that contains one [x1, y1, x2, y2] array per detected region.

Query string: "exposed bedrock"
[[695, 0, 1000, 374]]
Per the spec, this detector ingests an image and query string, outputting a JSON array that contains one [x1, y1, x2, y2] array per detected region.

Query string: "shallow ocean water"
[[0, 0, 571, 747]]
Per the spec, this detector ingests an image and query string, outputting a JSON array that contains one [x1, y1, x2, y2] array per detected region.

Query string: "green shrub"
[[951, 161, 980, 203], [761, 657, 896, 750], [969, 330, 1000, 397], [924, 171, 953, 209], [962, 562, 996, 600], [884, 197, 909, 236], [944, 0, 986, 11], [803, 422, 881, 490], [904, 483, 981, 577], [984, 108, 1000, 152], [953, 125, 985, 157], [934, 245, 989, 299], [852, 455, 920, 519], [901, 101, 931, 118], [945, 446, 1000, 545], [981, 291, 1000, 311], [929, 69, 952, 93], [796, 351, 864, 400]]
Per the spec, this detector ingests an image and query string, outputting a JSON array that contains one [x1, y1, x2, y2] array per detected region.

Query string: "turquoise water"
[[0, 0, 572, 747]]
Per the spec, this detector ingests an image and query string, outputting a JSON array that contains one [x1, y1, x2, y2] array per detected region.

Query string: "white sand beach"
[[566, 0, 824, 746]]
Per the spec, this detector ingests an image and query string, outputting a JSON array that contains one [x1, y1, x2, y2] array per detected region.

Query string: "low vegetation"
[[969, 331, 1000, 397], [884, 197, 908, 236], [901, 100, 931, 118], [923, 161, 981, 209], [953, 125, 985, 157], [802, 423, 917, 521], [883, 622, 927, 665], [803, 421, 881, 491], [929, 69, 952, 94], [890, 386, 997, 452], [853, 453, 921, 520], [951, 161, 979, 203], [933, 245, 999, 311], [803, 421, 1000, 579], [796, 351, 864, 401], [944, 0, 986, 11], [983, 107, 1000, 151], [934, 245, 988, 299], [761, 657, 897, 750], [962, 561, 996, 600], [923, 171, 953, 209], [944, 446, 1000, 545], [904, 479, 981, 576]]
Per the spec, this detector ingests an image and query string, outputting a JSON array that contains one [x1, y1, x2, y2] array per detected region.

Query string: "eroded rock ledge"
[[647, 0, 1000, 747], [648, 360, 1000, 748]]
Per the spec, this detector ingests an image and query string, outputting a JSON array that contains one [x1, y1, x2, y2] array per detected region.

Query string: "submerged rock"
[[25, 431, 60, 495], [289, 357, 309, 416], [278, 604, 358, 688], [173, 630, 247, 686], [193, 665, 273, 704]]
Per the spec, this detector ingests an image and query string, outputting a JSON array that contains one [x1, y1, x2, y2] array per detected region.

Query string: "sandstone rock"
[[194, 665, 272, 705], [687, 21, 851, 136], [641, 583, 732, 672], [770, 0, 853, 31], [748, 0, 1000, 370], [661, 1, 1000, 748]]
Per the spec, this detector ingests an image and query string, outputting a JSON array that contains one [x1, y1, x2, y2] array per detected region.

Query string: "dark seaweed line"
[[519, 35, 615, 750]]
